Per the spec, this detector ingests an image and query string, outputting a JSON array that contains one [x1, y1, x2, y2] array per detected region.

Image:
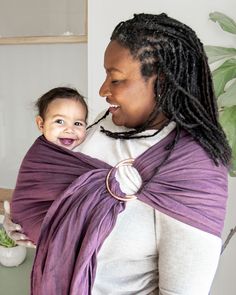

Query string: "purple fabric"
[[11, 131, 228, 295]]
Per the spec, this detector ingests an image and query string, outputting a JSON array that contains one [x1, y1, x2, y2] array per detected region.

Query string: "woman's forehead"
[[104, 41, 139, 70]]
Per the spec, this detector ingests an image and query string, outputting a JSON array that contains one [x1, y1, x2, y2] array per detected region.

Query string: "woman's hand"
[[3, 201, 36, 248]]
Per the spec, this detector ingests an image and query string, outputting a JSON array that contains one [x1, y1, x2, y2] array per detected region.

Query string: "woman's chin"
[[111, 116, 123, 127], [111, 114, 138, 129]]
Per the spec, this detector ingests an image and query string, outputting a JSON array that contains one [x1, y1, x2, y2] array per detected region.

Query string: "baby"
[[35, 86, 88, 150], [3, 87, 88, 247]]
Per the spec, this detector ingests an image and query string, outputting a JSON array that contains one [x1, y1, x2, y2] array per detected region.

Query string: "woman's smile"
[[108, 104, 121, 114]]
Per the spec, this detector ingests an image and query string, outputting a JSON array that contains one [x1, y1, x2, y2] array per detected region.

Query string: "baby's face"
[[36, 98, 87, 150]]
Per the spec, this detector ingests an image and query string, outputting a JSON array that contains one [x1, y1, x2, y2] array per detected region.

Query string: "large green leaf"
[[219, 106, 236, 176], [204, 46, 236, 64], [209, 12, 236, 34], [212, 58, 236, 97], [218, 80, 236, 108]]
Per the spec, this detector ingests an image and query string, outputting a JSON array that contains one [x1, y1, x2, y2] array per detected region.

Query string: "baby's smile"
[[59, 138, 75, 146]]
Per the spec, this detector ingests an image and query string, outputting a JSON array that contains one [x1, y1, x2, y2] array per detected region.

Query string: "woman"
[[5, 13, 231, 295]]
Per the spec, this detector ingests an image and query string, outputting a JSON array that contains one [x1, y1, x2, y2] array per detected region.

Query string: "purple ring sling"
[[11, 130, 228, 295]]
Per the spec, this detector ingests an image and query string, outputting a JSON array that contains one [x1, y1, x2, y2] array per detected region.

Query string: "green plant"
[[0, 228, 16, 248], [204, 12, 236, 176]]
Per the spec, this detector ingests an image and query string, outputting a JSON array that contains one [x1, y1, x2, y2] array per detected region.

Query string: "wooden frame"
[[0, 0, 87, 45], [0, 35, 87, 45]]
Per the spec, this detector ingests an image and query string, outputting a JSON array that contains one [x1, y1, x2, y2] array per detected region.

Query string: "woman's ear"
[[35, 116, 44, 133]]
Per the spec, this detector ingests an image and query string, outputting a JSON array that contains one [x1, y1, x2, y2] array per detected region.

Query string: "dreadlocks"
[[94, 13, 231, 167]]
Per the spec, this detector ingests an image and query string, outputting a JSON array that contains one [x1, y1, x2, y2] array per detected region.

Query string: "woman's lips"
[[109, 104, 120, 114]]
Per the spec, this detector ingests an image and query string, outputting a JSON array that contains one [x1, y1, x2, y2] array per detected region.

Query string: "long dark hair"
[[92, 13, 231, 167]]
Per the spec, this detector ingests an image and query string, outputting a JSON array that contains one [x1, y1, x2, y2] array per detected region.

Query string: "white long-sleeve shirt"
[[76, 114, 222, 295]]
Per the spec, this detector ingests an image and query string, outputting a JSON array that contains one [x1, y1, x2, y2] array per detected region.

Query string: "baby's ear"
[[35, 116, 44, 132]]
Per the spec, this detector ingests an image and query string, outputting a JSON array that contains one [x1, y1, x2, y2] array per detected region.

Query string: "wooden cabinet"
[[0, 0, 87, 44]]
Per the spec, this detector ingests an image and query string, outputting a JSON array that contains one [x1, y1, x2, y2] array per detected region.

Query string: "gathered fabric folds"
[[11, 130, 228, 295]]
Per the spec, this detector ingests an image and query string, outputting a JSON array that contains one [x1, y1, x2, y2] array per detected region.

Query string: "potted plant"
[[205, 11, 236, 252], [0, 227, 27, 267], [204, 11, 236, 177]]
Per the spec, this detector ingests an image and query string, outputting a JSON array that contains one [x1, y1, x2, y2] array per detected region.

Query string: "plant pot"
[[0, 245, 27, 267]]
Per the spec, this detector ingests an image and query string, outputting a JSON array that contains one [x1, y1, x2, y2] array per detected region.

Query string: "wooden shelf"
[[0, 35, 87, 45]]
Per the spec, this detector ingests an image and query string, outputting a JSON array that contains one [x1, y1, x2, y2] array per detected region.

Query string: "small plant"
[[0, 228, 16, 248], [204, 12, 236, 176], [205, 12, 236, 253]]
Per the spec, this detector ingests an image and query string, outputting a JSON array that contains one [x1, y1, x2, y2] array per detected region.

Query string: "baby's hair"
[[35, 87, 88, 122], [98, 13, 231, 166]]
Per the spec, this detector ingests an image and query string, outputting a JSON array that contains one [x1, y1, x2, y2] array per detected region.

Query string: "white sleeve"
[[156, 211, 222, 295]]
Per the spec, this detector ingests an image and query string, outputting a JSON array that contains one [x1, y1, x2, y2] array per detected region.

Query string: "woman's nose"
[[99, 79, 111, 97]]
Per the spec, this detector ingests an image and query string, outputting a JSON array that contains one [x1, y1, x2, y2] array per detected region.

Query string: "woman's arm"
[[157, 211, 221, 295]]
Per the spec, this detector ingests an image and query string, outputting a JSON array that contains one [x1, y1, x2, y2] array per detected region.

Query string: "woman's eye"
[[55, 119, 64, 124], [111, 80, 120, 84]]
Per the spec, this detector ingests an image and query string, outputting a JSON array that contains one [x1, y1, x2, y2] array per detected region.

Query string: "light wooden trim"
[[0, 35, 87, 45]]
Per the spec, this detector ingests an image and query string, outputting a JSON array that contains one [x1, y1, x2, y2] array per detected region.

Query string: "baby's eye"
[[55, 119, 64, 125], [74, 121, 84, 127]]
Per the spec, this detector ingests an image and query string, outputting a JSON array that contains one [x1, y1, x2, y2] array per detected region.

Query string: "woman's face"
[[99, 40, 158, 129]]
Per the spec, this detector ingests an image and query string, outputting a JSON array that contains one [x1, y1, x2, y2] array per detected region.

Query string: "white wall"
[[0, 43, 87, 187], [88, 1, 236, 294]]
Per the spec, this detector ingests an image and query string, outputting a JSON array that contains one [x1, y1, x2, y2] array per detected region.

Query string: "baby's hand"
[[3, 201, 36, 248]]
